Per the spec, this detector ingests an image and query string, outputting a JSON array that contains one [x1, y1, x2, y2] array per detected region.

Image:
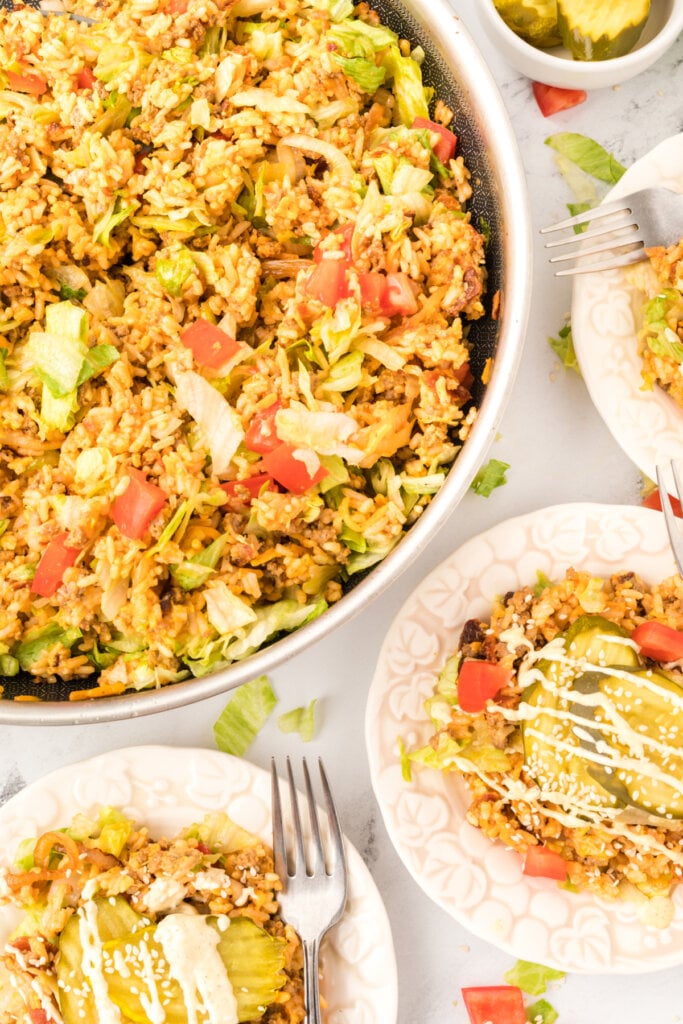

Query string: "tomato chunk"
[[462, 986, 526, 1024], [523, 845, 568, 880], [261, 443, 328, 494], [244, 401, 282, 454], [457, 660, 511, 712], [642, 488, 683, 517], [305, 259, 349, 308], [532, 81, 587, 117], [6, 69, 48, 95], [31, 534, 80, 598], [631, 621, 683, 662], [358, 271, 389, 311], [412, 116, 457, 163], [76, 67, 97, 91], [180, 318, 240, 370], [384, 272, 419, 316], [111, 468, 167, 540], [29, 1011, 50, 1024], [220, 473, 276, 506]]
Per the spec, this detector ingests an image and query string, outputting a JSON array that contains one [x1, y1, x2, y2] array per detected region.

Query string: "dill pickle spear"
[[493, 0, 562, 48], [557, 0, 651, 60]]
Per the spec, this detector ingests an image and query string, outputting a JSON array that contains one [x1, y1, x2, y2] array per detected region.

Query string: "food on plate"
[[0, 806, 304, 1022], [635, 241, 683, 408], [405, 568, 683, 909], [0, 0, 488, 698], [493, 0, 651, 60]]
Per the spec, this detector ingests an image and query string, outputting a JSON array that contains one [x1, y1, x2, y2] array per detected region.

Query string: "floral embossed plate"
[[0, 745, 397, 1021], [571, 133, 683, 495], [365, 503, 683, 974]]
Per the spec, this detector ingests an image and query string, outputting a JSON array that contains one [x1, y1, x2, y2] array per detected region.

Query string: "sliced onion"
[[278, 134, 355, 184], [261, 258, 312, 278]]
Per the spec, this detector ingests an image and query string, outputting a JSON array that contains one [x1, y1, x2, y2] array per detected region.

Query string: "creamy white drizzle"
[[78, 901, 123, 1024], [155, 913, 239, 1024]]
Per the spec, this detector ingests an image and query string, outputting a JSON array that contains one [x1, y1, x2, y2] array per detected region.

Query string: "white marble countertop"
[[3, 2, 683, 1022]]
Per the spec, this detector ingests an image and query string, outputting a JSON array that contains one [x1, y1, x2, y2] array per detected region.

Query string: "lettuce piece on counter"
[[545, 133, 626, 185], [277, 699, 318, 742], [503, 960, 565, 996], [213, 675, 278, 756], [471, 458, 509, 497], [526, 998, 559, 1024], [548, 322, 580, 374]]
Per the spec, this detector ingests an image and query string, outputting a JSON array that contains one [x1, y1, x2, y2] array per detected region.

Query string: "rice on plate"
[[0, 0, 488, 699], [405, 566, 683, 921], [0, 806, 305, 1022]]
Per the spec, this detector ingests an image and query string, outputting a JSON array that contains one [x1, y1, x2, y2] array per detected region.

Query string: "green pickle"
[[557, 0, 651, 60], [56, 897, 287, 1024], [492, 0, 562, 48], [521, 614, 683, 821]]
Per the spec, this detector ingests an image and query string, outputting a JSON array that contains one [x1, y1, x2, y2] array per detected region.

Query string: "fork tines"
[[541, 197, 645, 277], [656, 461, 683, 576]]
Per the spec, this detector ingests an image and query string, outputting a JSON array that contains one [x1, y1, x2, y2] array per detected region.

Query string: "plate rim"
[[365, 500, 683, 974]]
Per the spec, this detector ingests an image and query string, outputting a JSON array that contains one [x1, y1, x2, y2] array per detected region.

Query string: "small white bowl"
[[478, 0, 683, 90]]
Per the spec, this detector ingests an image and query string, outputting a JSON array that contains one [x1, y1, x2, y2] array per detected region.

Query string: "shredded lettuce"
[[213, 675, 278, 755], [205, 581, 257, 636], [93, 197, 139, 248], [471, 458, 510, 497], [545, 133, 626, 185], [174, 370, 244, 476], [405, 731, 463, 773], [381, 47, 431, 126], [526, 998, 559, 1024], [503, 960, 565, 996], [645, 322, 683, 363], [184, 811, 260, 853], [533, 570, 554, 598], [155, 247, 195, 297], [14, 623, 82, 671], [548, 323, 580, 373], [77, 344, 119, 385], [333, 54, 385, 92], [277, 699, 318, 741]]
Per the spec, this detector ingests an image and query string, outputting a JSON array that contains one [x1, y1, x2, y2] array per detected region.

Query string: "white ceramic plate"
[[572, 133, 683, 496], [0, 745, 397, 1022], [365, 502, 683, 974]]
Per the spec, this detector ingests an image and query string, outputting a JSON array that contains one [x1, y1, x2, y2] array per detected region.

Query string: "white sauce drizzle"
[[155, 914, 239, 1024], [78, 902, 123, 1024]]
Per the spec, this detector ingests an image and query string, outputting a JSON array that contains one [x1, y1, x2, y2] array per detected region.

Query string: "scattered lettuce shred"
[[533, 570, 554, 598], [526, 998, 559, 1024], [548, 323, 580, 374], [277, 699, 318, 741], [471, 458, 509, 497], [503, 960, 566, 996], [213, 675, 278, 755], [545, 133, 626, 185], [183, 811, 260, 854]]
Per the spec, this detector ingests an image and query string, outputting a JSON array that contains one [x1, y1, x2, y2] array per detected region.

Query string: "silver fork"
[[656, 461, 683, 575], [271, 756, 348, 1024], [541, 187, 683, 276]]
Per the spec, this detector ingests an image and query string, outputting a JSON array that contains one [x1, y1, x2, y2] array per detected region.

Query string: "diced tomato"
[[457, 660, 511, 713], [111, 468, 167, 540], [631, 621, 683, 662], [6, 69, 48, 95], [358, 271, 419, 316], [532, 81, 587, 117], [642, 488, 683, 517], [29, 1011, 49, 1024], [412, 116, 457, 163], [180, 318, 240, 370], [384, 272, 419, 316], [305, 259, 349, 308], [166, 0, 188, 11], [313, 222, 355, 263], [523, 845, 568, 881], [76, 66, 97, 91], [244, 401, 282, 454], [358, 271, 389, 311], [261, 443, 328, 494], [31, 534, 80, 598], [462, 986, 526, 1024], [221, 472, 276, 506]]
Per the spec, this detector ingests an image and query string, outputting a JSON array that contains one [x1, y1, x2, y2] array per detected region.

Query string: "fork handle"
[[302, 937, 322, 1024]]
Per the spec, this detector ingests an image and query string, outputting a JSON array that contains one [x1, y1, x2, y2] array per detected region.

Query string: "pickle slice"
[[557, 0, 651, 60], [581, 668, 683, 819], [493, 0, 562, 48]]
